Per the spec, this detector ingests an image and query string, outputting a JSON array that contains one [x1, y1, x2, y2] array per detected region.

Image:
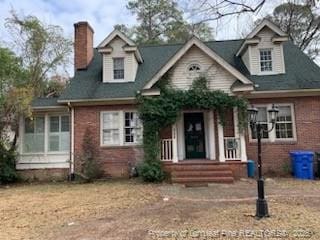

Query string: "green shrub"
[[79, 128, 103, 181], [0, 142, 18, 184], [138, 160, 165, 182]]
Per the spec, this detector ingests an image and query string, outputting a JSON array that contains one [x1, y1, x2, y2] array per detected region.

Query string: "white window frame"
[[274, 103, 296, 141], [100, 111, 122, 146], [124, 112, 143, 145], [113, 57, 125, 81], [100, 110, 143, 147], [48, 114, 70, 154], [21, 113, 70, 155], [259, 48, 273, 73], [248, 103, 296, 143]]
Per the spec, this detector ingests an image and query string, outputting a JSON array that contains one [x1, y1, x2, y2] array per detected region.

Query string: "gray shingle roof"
[[32, 97, 61, 108], [53, 39, 320, 105]]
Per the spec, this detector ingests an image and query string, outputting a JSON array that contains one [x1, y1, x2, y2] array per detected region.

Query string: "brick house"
[[17, 19, 320, 182]]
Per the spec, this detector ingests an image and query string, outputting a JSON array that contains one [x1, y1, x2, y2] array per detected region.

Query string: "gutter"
[[67, 102, 75, 181]]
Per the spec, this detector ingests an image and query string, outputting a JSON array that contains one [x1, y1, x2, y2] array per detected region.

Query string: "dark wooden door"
[[184, 112, 206, 159]]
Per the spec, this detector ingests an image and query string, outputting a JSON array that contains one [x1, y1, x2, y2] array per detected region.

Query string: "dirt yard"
[[1, 178, 320, 240]]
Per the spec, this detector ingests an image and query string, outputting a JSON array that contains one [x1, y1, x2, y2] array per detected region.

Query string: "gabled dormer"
[[236, 19, 288, 76], [98, 30, 143, 83]]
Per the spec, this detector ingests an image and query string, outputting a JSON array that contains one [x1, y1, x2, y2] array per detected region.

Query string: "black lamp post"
[[247, 104, 279, 219]]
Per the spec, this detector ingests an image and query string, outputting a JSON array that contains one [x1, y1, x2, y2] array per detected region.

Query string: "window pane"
[[24, 133, 45, 153], [25, 118, 34, 133], [114, 69, 124, 79], [61, 116, 70, 132], [113, 58, 124, 79], [103, 129, 119, 145], [260, 49, 272, 72], [251, 123, 269, 139], [49, 135, 59, 151], [50, 116, 59, 132], [60, 132, 70, 151], [256, 107, 267, 122], [113, 58, 124, 69], [103, 112, 119, 129], [23, 117, 45, 153], [276, 106, 293, 139], [35, 117, 45, 133], [124, 112, 142, 143]]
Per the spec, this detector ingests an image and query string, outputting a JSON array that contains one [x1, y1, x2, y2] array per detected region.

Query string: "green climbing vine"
[[137, 76, 248, 182]]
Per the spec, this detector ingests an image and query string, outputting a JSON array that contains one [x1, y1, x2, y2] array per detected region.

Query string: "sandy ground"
[[1, 178, 320, 240]]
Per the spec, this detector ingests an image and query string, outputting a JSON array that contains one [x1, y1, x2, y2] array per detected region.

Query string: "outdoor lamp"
[[247, 106, 258, 124], [268, 104, 279, 124], [247, 104, 279, 219]]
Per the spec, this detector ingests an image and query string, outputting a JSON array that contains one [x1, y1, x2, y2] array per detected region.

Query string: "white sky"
[[0, 0, 288, 75]]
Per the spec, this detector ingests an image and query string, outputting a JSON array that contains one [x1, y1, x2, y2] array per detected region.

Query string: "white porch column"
[[208, 110, 216, 160], [233, 107, 247, 162], [217, 115, 225, 162], [171, 123, 178, 163]]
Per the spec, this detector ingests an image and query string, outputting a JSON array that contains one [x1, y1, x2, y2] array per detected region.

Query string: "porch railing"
[[160, 139, 173, 161], [160, 137, 241, 161], [224, 137, 241, 160]]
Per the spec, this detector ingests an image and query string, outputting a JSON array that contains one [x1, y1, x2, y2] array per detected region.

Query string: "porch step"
[[172, 176, 234, 184], [167, 161, 235, 185], [172, 170, 233, 178], [171, 164, 230, 171]]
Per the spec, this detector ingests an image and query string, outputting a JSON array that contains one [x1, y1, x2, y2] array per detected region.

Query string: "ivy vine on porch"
[[137, 76, 248, 182]]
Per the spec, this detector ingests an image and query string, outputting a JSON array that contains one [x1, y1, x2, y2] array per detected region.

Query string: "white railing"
[[161, 139, 173, 161], [224, 137, 241, 160]]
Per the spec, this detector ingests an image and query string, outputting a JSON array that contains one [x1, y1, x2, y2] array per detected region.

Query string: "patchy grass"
[[0, 180, 160, 240], [1, 178, 320, 240]]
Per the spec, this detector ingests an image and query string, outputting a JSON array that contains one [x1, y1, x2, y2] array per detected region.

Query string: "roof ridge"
[[137, 38, 245, 48]]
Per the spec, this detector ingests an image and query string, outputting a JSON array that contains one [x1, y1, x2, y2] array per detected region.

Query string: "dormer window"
[[260, 49, 273, 72], [113, 58, 124, 79]]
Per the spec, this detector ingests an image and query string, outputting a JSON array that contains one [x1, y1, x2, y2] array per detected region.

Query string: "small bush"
[[79, 128, 103, 181], [138, 160, 165, 182], [0, 142, 18, 184]]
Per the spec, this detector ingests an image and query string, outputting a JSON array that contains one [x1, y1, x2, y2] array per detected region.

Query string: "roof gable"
[[247, 19, 287, 39], [143, 36, 253, 90], [98, 29, 135, 48]]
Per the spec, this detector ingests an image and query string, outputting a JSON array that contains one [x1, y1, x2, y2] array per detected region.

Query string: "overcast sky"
[[0, 0, 286, 75]]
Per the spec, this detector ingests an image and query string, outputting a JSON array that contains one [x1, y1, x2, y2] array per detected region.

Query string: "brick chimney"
[[74, 21, 94, 70]]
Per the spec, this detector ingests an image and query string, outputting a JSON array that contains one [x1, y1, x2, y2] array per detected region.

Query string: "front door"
[[184, 112, 206, 159]]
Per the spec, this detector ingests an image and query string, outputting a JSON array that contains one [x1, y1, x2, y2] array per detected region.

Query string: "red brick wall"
[[246, 96, 320, 175], [223, 109, 235, 137], [74, 105, 143, 178]]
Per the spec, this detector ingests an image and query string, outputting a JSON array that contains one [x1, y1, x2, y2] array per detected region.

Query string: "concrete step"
[[172, 176, 234, 184], [171, 170, 233, 178]]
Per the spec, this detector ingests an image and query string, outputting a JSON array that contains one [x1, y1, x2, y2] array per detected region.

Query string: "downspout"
[[68, 102, 75, 181]]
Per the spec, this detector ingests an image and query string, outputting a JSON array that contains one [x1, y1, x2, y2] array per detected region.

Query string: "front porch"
[[159, 109, 248, 184], [160, 109, 248, 163]]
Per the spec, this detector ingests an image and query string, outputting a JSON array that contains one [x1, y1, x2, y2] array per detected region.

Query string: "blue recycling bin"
[[247, 160, 255, 178], [290, 151, 314, 180]]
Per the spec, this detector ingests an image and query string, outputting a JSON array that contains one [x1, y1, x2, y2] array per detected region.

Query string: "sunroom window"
[[49, 116, 70, 152], [23, 116, 45, 153]]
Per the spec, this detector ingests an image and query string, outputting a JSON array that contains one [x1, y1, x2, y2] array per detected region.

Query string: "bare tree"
[[185, 0, 266, 24], [184, 0, 318, 24]]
